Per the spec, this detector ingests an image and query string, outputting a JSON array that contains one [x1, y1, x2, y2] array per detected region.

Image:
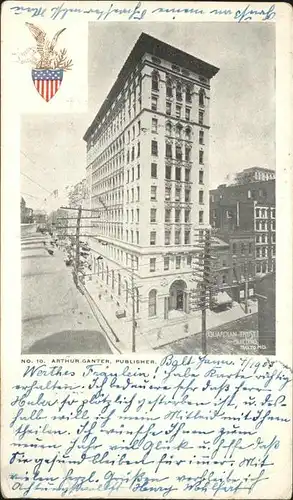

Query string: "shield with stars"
[[32, 68, 63, 102]]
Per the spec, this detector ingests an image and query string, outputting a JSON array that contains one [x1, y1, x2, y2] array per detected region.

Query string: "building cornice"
[[84, 32, 219, 142]]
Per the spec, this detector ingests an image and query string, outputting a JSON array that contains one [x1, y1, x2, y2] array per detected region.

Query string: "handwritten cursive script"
[[9, 2, 276, 22], [4, 355, 291, 497]]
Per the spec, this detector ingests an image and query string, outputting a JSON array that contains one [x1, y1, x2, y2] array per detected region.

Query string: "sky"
[[21, 22, 275, 210]]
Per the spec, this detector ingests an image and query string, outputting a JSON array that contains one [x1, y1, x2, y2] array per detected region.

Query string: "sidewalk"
[[83, 276, 258, 354]]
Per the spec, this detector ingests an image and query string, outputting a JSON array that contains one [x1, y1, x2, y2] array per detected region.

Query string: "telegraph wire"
[[20, 192, 43, 200], [20, 171, 53, 195]]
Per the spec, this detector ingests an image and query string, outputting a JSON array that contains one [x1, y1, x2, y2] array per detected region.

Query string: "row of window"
[[165, 122, 205, 144], [123, 228, 192, 245], [149, 228, 191, 246], [255, 208, 275, 218], [255, 221, 276, 231], [126, 186, 140, 203], [93, 163, 204, 199], [232, 242, 253, 255], [256, 233, 276, 243], [150, 185, 191, 203], [94, 246, 139, 270], [165, 168, 204, 185], [88, 107, 126, 151], [91, 223, 123, 240], [126, 165, 140, 183], [253, 171, 275, 181], [126, 142, 140, 163], [125, 230, 140, 244], [210, 188, 273, 203], [92, 189, 123, 207], [88, 74, 143, 152], [164, 208, 191, 223], [152, 72, 206, 107], [256, 247, 276, 258], [165, 164, 191, 182], [149, 254, 192, 273], [92, 148, 124, 178], [126, 121, 141, 143], [151, 94, 205, 124], [256, 261, 275, 274], [93, 171, 124, 192]]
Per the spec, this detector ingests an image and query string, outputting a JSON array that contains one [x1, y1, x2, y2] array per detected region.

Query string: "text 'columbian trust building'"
[[83, 33, 219, 330]]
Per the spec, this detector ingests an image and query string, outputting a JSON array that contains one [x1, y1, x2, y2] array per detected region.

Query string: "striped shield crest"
[[32, 69, 63, 102]]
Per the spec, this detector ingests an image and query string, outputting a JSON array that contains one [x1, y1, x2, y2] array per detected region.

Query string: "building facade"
[[210, 178, 275, 296], [84, 33, 219, 328], [233, 167, 275, 184], [255, 272, 275, 354], [20, 197, 34, 224]]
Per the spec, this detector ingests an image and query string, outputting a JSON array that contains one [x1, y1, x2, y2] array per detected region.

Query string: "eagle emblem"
[[18, 23, 73, 102]]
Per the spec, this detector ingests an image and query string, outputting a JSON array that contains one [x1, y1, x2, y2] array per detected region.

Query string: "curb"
[[78, 280, 122, 354]]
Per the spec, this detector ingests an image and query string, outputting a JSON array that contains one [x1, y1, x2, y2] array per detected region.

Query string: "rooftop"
[[242, 167, 275, 173], [84, 32, 219, 141], [210, 178, 275, 193]]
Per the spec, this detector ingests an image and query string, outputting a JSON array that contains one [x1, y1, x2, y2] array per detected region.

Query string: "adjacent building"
[[233, 167, 275, 185], [255, 272, 275, 354], [66, 178, 90, 237], [83, 32, 219, 327], [20, 197, 33, 223], [68, 178, 89, 208], [210, 176, 275, 300]]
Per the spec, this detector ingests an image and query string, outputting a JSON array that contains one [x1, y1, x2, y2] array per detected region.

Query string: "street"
[[21, 233, 112, 354], [156, 313, 259, 355]]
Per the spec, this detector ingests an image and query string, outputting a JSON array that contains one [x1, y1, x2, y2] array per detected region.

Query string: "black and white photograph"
[[20, 22, 276, 356]]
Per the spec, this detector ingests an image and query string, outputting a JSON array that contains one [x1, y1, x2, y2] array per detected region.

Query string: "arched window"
[[106, 265, 109, 285], [176, 144, 182, 160], [148, 289, 157, 317], [166, 122, 172, 136], [166, 78, 173, 98], [186, 85, 192, 103], [152, 71, 159, 92], [185, 127, 191, 140], [101, 262, 104, 280], [199, 89, 205, 107], [175, 124, 182, 138], [125, 280, 128, 303], [176, 82, 182, 101], [111, 270, 114, 290]]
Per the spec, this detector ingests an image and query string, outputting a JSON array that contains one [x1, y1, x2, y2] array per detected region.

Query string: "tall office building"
[[83, 33, 219, 328]]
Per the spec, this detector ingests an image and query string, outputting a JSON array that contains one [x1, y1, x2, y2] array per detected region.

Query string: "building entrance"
[[169, 280, 188, 313], [176, 289, 184, 310]]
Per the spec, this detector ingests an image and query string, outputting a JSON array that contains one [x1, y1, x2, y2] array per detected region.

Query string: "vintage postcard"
[[1, 1, 292, 498]]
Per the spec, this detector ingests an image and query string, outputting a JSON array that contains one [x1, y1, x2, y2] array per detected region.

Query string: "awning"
[[213, 291, 232, 305]]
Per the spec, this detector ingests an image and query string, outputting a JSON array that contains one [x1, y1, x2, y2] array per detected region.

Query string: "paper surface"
[[1, 2, 292, 498], [3, 355, 292, 498]]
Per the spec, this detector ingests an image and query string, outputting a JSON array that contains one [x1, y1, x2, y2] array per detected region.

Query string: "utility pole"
[[73, 206, 82, 287], [244, 260, 249, 314], [201, 229, 211, 354], [190, 227, 212, 355], [131, 255, 136, 353]]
